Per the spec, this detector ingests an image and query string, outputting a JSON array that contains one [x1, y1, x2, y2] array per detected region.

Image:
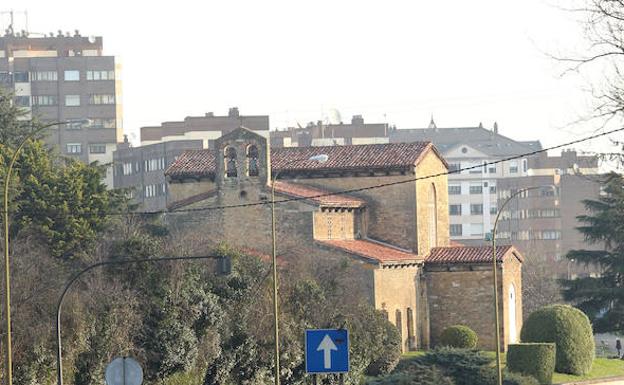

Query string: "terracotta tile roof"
[[165, 150, 216, 178], [273, 181, 366, 208], [271, 142, 434, 172], [165, 142, 437, 178], [318, 239, 421, 264], [426, 245, 522, 264]]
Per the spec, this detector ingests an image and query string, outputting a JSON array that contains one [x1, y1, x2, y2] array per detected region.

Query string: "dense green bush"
[[420, 348, 493, 385], [502, 370, 541, 385], [365, 316, 402, 375], [521, 304, 594, 375], [439, 325, 478, 348], [507, 343, 556, 384], [367, 362, 455, 385]]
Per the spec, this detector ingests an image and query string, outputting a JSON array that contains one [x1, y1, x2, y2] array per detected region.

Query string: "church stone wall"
[[290, 175, 418, 251], [425, 264, 502, 351], [373, 265, 420, 351]]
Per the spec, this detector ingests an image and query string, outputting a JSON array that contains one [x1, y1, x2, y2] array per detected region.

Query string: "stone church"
[[164, 127, 524, 352]]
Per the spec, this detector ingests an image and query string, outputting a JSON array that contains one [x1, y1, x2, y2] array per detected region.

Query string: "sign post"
[[305, 329, 349, 376]]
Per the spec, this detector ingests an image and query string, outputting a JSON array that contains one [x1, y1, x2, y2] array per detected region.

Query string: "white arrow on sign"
[[317, 334, 338, 369]]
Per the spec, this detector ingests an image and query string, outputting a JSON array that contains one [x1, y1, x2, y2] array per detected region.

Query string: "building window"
[[470, 223, 484, 236], [490, 206, 498, 215], [88, 94, 115, 105], [448, 163, 461, 173], [86, 70, 115, 80], [64, 70, 80, 81], [469, 184, 483, 194], [395, 309, 403, 341], [89, 118, 116, 128], [225, 146, 238, 178], [450, 224, 463, 236], [13, 71, 29, 82], [522, 159, 528, 173], [449, 204, 462, 216], [448, 185, 461, 195], [89, 144, 106, 154], [65, 95, 80, 106], [469, 162, 483, 174], [65, 119, 85, 130], [488, 164, 497, 174], [14, 96, 30, 107], [66, 143, 82, 154], [0, 72, 10, 83], [490, 185, 496, 194], [428, 183, 438, 248], [32, 71, 58, 81], [509, 161, 519, 174], [32, 95, 57, 106], [471, 204, 483, 215], [122, 163, 132, 175], [247, 145, 259, 177]]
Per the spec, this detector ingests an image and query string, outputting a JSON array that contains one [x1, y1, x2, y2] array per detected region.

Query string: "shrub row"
[[507, 343, 556, 384]]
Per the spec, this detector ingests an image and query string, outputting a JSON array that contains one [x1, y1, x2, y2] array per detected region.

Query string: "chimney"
[[205, 112, 214, 117], [228, 107, 240, 117], [351, 115, 364, 125], [493, 122, 499, 134]]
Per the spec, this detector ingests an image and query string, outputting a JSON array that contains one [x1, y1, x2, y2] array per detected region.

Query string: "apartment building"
[[113, 108, 269, 211], [496, 150, 601, 278], [0, 31, 122, 186], [390, 121, 542, 241], [270, 114, 389, 147]]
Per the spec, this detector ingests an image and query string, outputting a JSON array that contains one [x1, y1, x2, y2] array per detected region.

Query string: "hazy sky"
[[3, 0, 620, 155]]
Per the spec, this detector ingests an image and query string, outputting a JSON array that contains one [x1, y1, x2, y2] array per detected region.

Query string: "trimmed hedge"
[[366, 362, 455, 385], [507, 343, 556, 384], [439, 325, 478, 349], [502, 370, 540, 385], [520, 304, 594, 375]]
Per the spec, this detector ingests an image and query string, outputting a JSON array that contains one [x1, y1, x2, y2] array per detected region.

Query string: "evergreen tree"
[[562, 172, 624, 332]]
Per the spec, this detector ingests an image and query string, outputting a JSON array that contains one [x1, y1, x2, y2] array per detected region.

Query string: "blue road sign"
[[305, 329, 349, 374]]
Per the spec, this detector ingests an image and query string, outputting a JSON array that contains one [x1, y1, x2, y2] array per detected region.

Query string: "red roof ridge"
[[273, 181, 366, 208], [426, 244, 522, 264], [317, 238, 422, 264]]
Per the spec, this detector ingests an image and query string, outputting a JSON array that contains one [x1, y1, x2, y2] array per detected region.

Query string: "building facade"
[[0, 32, 122, 186], [496, 150, 601, 279], [164, 127, 526, 352], [390, 121, 543, 242], [113, 108, 269, 211], [270, 115, 390, 147]]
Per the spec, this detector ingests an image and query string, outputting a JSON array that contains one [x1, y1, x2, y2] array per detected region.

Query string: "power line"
[[112, 126, 624, 217]]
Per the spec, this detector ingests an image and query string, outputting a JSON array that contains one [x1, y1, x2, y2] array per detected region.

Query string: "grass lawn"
[[399, 352, 624, 384], [551, 358, 624, 383]]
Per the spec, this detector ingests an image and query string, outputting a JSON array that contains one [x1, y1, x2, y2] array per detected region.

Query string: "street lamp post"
[[2, 120, 87, 385], [271, 154, 328, 385], [55, 255, 223, 385], [490, 185, 554, 385]]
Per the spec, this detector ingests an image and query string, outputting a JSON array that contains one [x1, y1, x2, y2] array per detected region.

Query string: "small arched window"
[[395, 309, 403, 341], [225, 146, 237, 178], [428, 183, 438, 248], [247, 145, 259, 177]]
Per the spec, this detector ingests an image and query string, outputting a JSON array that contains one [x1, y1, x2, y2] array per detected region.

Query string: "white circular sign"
[[105, 357, 143, 385]]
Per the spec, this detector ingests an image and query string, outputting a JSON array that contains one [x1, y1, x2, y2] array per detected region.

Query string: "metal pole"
[[271, 175, 280, 385], [55, 255, 221, 385], [3, 120, 79, 385], [491, 186, 547, 385]]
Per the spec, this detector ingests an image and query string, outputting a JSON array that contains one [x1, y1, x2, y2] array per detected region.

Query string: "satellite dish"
[[324, 109, 342, 125], [88, 35, 96, 44]]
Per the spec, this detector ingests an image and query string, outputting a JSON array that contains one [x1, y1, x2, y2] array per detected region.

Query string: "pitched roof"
[[165, 142, 437, 178], [426, 245, 522, 264], [389, 127, 541, 157], [165, 150, 216, 178], [318, 239, 421, 264], [271, 142, 435, 172], [274, 181, 366, 208]]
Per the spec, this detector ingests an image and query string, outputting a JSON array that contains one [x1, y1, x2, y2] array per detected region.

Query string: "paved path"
[[557, 377, 624, 385]]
